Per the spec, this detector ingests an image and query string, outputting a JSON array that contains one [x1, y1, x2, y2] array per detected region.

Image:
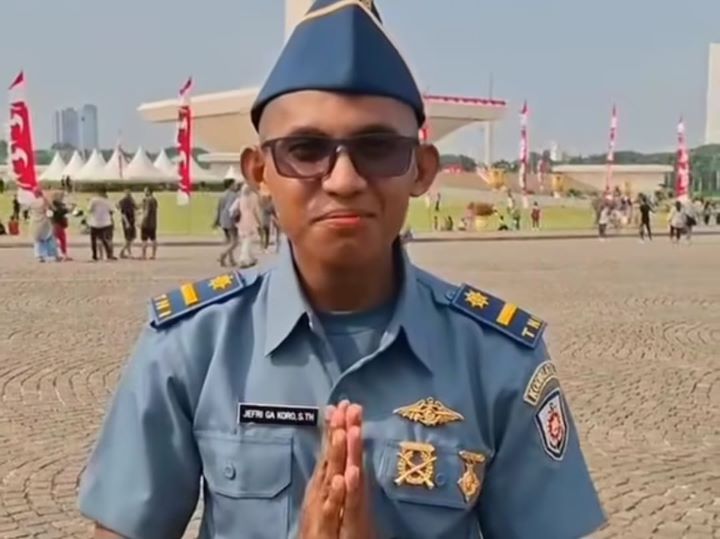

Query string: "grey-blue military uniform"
[[79, 243, 605, 539], [79, 0, 604, 536]]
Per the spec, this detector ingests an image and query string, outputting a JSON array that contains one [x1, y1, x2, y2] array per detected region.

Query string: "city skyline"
[[51, 103, 99, 151], [1, 0, 720, 159]]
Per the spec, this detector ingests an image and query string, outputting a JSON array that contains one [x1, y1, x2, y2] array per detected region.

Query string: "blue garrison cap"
[[251, 0, 425, 129]]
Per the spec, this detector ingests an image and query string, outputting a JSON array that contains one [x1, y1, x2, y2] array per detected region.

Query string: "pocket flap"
[[197, 432, 292, 499]]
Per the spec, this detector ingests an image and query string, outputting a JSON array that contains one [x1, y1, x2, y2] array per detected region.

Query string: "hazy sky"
[[2, 0, 718, 159]]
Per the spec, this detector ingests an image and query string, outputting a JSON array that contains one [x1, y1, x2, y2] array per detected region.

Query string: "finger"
[[346, 424, 363, 472], [332, 400, 350, 430], [321, 428, 346, 499], [346, 404, 362, 429], [322, 474, 346, 521], [343, 464, 361, 511]]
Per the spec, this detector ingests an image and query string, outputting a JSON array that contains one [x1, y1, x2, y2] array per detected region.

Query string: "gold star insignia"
[[209, 274, 234, 291], [465, 290, 489, 309], [393, 398, 464, 427]]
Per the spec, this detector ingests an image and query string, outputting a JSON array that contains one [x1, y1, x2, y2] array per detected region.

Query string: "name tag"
[[238, 403, 319, 427]]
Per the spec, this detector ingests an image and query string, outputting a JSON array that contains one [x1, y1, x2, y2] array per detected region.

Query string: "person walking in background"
[[213, 179, 240, 266], [258, 193, 273, 252], [140, 187, 158, 260], [511, 206, 521, 230], [668, 200, 686, 244], [50, 190, 72, 260], [232, 182, 261, 268], [117, 189, 138, 259], [11, 193, 20, 221], [28, 187, 59, 262], [88, 187, 116, 261], [683, 200, 697, 244], [638, 193, 653, 241], [530, 201, 541, 230], [598, 204, 611, 241]]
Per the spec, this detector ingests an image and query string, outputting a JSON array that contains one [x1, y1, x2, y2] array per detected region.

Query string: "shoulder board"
[[447, 284, 546, 349], [150, 270, 257, 329]]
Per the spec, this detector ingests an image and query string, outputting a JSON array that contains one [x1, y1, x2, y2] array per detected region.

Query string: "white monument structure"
[[138, 0, 507, 169], [705, 43, 720, 144]]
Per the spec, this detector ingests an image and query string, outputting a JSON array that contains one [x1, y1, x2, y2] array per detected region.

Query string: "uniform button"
[[338, 394, 349, 403], [223, 463, 236, 480], [445, 290, 455, 301], [435, 473, 447, 486]]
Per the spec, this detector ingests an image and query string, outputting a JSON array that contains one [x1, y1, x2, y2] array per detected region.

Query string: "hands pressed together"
[[300, 400, 376, 539]]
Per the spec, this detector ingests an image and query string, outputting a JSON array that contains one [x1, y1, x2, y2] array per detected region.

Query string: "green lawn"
[[0, 190, 613, 236]]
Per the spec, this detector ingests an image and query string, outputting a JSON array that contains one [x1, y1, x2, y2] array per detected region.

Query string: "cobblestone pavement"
[[1, 237, 719, 538]]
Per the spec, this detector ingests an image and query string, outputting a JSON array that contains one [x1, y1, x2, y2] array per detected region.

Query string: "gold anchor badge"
[[394, 441, 437, 489], [393, 398, 464, 427], [457, 450, 486, 503]]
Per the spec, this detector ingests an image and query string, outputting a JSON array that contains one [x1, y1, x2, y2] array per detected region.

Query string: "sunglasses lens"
[[349, 136, 415, 178], [273, 137, 335, 178]]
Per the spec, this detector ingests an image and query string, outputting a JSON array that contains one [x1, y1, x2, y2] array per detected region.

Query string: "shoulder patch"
[[150, 270, 257, 329], [448, 284, 546, 349]]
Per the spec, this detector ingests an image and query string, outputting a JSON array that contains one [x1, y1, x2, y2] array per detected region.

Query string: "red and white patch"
[[534, 389, 569, 460]]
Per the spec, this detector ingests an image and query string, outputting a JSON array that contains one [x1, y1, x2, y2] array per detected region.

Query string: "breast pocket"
[[377, 439, 477, 539], [197, 431, 292, 539]]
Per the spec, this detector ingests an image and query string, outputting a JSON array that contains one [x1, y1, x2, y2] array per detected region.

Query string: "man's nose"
[[322, 151, 367, 196]]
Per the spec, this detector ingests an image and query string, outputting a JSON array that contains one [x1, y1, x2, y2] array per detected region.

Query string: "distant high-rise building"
[[80, 104, 99, 150], [53, 107, 80, 148], [705, 43, 720, 144]]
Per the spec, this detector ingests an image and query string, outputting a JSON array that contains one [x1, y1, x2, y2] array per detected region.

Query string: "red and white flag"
[[177, 77, 193, 206], [605, 104, 618, 195], [519, 101, 529, 206], [675, 118, 690, 201], [8, 71, 39, 204]]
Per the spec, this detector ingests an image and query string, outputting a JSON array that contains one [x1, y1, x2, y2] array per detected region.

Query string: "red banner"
[[8, 71, 38, 198], [177, 77, 193, 205], [676, 118, 690, 200]]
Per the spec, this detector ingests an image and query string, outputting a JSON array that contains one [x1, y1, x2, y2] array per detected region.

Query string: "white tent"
[[61, 151, 85, 178], [76, 149, 108, 180], [190, 155, 220, 182], [125, 147, 168, 181], [39, 152, 67, 181], [153, 149, 177, 178], [101, 148, 129, 180], [223, 165, 242, 181]]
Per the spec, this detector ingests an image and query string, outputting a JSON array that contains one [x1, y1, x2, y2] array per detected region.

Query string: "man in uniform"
[[79, 1, 606, 537]]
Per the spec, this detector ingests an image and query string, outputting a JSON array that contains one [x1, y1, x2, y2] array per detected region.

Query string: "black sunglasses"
[[261, 134, 419, 180]]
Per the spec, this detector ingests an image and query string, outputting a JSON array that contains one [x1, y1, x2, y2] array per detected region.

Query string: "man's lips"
[[314, 210, 375, 224]]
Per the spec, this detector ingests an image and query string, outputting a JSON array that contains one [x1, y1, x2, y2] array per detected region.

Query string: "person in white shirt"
[[87, 187, 116, 261]]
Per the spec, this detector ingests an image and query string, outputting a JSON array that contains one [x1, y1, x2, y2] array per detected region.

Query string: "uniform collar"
[[264, 240, 435, 372]]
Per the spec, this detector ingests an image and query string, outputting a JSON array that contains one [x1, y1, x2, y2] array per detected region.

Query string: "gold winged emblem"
[[393, 398, 464, 427]]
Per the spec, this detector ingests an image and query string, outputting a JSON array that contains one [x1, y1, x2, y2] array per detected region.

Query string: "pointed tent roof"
[[76, 149, 108, 180], [153, 149, 177, 178], [101, 147, 129, 180], [39, 152, 67, 181], [190, 155, 220, 182], [61, 151, 85, 178], [125, 147, 167, 181], [223, 165, 242, 181]]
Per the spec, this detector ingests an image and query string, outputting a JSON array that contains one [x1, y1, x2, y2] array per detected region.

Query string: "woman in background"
[[50, 190, 72, 260], [28, 187, 59, 262]]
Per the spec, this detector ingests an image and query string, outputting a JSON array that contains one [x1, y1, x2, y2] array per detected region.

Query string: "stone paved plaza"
[[1, 237, 719, 538]]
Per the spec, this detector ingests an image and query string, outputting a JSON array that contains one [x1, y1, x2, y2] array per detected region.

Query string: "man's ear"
[[410, 144, 440, 198], [240, 146, 269, 195]]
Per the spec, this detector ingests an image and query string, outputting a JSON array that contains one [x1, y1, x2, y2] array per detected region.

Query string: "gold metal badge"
[[209, 274, 234, 291], [394, 441, 437, 489], [393, 398, 464, 427], [457, 450, 486, 503], [465, 290, 489, 309]]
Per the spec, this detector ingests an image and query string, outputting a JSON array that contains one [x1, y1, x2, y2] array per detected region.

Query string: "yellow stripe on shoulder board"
[[496, 302, 517, 326], [180, 283, 199, 307]]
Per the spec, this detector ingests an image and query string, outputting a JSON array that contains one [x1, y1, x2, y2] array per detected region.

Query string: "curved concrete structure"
[[137, 0, 508, 161]]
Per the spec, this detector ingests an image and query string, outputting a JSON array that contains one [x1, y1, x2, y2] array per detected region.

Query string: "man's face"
[[243, 91, 439, 268]]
